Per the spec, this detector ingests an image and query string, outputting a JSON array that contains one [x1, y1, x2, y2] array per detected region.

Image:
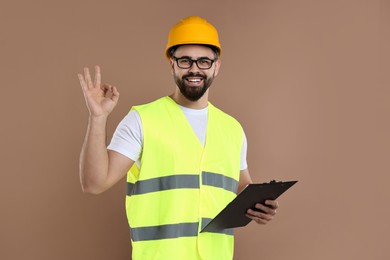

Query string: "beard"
[[174, 72, 215, 101]]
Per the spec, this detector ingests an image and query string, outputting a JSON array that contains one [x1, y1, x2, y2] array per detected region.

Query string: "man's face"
[[170, 45, 221, 101]]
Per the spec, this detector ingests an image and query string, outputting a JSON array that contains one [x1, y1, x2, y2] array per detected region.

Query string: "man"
[[78, 16, 278, 260]]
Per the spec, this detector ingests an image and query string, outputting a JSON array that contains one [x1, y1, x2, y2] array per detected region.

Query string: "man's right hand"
[[78, 65, 119, 118]]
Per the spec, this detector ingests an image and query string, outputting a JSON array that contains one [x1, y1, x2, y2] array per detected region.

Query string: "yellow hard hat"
[[165, 16, 221, 59]]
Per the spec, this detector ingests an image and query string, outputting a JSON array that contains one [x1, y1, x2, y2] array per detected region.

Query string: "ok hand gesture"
[[78, 66, 119, 118]]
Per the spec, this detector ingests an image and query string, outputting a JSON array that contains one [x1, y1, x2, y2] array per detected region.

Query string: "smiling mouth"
[[185, 76, 204, 86], [187, 78, 202, 82]]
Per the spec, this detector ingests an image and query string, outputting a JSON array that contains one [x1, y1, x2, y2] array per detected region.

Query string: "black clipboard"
[[200, 180, 298, 233]]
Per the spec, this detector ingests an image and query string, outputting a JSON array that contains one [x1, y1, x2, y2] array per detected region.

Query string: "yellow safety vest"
[[126, 96, 243, 260]]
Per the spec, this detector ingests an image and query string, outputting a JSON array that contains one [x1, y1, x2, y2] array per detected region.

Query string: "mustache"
[[183, 73, 206, 79]]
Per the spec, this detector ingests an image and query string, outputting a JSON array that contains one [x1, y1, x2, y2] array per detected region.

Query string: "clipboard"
[[200, 180, 298, 233]]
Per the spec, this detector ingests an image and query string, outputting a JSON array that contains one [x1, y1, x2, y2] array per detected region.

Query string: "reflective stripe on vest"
[[131, 219, 233, 242], [202, 171, 238, 194], [127, 172, 238, 196]]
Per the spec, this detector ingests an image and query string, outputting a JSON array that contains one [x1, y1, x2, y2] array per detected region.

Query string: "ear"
[[214, 59, 222, 76], [169, 58, 175, 74]]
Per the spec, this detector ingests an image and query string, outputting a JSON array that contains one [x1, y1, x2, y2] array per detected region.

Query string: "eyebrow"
[[176, 56, 213, 60]]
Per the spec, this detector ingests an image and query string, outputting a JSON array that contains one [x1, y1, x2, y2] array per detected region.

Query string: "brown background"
[[1, 0, 389, 259]]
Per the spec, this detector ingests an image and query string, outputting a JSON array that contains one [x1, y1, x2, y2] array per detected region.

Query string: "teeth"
[[188, 78, 201, 82]]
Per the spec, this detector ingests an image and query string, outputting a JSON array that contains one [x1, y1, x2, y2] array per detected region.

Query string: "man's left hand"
[[245, 200, 279, 224]]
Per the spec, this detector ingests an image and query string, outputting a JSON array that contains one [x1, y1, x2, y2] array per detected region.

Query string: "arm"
[[78, 66, 134, 194], [237, 168, 253, 193], [238, 168, 279, 225]]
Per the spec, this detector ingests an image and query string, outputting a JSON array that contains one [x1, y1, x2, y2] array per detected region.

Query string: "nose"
[[188, 61, 200, 73]]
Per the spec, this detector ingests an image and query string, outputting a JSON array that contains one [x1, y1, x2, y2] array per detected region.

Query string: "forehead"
[[174, 45, 215, 58]]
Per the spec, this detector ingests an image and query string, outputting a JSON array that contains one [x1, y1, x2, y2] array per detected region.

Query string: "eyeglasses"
[[173, 56, 216, 70]]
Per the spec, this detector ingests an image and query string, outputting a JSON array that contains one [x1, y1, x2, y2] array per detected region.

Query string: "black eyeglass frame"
[[172, 56, 217, 70]]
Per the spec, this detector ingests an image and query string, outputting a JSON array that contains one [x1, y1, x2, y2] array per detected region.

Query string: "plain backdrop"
[[1, 0, 389, 259]]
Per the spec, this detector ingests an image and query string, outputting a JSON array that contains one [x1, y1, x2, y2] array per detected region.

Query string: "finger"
[[246, 213, 268, 225], [247, 209, 274, 220], [77, 73, 87, 90], [84, 67, 93, 88], [94, 65, 101, 87], [265, 200, 279, 209], [111, 86, 120, 102], [101, 83, 113, 92], [255, 203, 277, 215], [101, 84, 120, 99]]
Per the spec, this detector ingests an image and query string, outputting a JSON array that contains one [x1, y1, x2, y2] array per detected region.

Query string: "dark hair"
[[167, 44, 220, 59]]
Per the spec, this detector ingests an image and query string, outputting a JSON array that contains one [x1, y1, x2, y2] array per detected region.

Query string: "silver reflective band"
[[131, 222, 199, 241], [127, 174, 200, 196], [126, 172, 238, 196], [202, 171, 238, 194], [131, 220, 233, 241], [201, 218, 234, 235]]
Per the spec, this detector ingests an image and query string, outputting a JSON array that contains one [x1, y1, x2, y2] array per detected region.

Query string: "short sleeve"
[[107, 110, 143, 162], [240, 130, 248, 171]]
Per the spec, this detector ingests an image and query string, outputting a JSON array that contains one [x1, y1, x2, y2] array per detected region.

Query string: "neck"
[[170, 89, 209, 109]]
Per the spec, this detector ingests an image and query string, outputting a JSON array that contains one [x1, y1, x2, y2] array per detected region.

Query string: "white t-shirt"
[[108, 105, 248, 170]]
